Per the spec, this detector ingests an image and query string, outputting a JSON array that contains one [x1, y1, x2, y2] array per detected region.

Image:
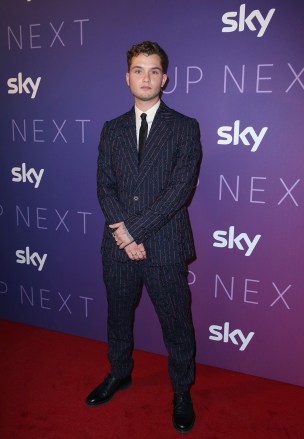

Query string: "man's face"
[[126, 54, 167, 107]]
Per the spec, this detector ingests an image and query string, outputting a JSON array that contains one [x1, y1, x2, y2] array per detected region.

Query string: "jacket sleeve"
[[124, 118, 202, 243], [97, 122, 127, 224]]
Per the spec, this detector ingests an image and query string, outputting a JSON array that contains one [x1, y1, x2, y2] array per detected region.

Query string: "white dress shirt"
[[135, 100, 160, 149]]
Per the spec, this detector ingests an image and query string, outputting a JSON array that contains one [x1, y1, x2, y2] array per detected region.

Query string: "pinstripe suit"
[[97, 100, 202, 392]]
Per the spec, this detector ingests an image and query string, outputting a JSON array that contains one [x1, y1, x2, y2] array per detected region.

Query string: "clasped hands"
[[109, 222, 147, 261]]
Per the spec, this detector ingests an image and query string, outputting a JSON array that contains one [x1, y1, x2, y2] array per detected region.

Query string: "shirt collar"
[[135, 100, 161, 123]]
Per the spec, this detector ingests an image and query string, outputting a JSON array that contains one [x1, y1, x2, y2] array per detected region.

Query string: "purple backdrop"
[[1, 0, 303, 387]]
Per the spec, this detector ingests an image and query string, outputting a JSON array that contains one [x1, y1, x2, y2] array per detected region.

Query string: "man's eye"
[[134, 69, 142, 74]]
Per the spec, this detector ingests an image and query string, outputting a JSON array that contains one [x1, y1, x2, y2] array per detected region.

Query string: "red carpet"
[[0, 320, 303, 439]]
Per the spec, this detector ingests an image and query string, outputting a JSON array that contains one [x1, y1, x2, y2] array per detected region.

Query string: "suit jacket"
[[97, 100, 202, 265]]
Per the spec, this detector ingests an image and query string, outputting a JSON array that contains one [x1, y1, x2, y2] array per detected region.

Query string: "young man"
[[86, 41, 202, 433]]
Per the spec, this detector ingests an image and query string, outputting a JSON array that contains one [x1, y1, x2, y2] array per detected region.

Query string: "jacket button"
[[133, 196, 139, 201]]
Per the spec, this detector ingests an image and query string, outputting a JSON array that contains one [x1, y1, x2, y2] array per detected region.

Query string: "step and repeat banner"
[[1, 0, 303, 386]]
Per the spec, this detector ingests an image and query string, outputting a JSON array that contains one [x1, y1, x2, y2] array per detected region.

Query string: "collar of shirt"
[[135, 100, 161, 145]]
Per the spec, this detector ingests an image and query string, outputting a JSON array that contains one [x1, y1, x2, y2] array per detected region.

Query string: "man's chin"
[[134, 92, 160, 102]]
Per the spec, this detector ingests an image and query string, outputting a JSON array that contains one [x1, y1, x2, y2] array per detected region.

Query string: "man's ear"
[[126, 72, 130, 86], [161, 74, 168, 88]]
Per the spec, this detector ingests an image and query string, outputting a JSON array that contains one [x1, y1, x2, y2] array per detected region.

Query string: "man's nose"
[[142, 71, 150, 82]]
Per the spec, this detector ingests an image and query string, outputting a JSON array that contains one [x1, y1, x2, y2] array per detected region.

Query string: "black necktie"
[[138, 113, 148, 164]]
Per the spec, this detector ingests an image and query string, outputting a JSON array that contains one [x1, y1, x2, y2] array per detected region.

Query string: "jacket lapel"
[[116, 108, 139, 177], [136, 101, 173, 183], [114, 102, 174, 188]]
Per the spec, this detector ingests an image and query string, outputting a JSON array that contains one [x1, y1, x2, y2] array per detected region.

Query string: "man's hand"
[[109, 222, 147, 260], [124, 241, 147, 260], [109, 222, 133, 249]]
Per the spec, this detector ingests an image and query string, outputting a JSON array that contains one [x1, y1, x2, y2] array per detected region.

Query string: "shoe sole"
[[85, 379, 132, 407]]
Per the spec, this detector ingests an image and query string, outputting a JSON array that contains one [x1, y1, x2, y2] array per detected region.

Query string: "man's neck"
[[134, 97, 160, 112]]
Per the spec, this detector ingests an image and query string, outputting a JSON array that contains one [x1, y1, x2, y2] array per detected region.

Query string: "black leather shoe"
[[86, 373, 132, 406], [172, 391, 195, 433]]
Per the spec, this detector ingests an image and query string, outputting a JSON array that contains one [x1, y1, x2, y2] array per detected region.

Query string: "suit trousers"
[[102, 257, 196, 393]]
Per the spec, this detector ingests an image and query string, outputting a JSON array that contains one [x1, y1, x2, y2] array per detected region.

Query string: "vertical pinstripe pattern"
[[98, 100, 201, 392], [103, 258, 195, 393], [97, 101, 202, 265]]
